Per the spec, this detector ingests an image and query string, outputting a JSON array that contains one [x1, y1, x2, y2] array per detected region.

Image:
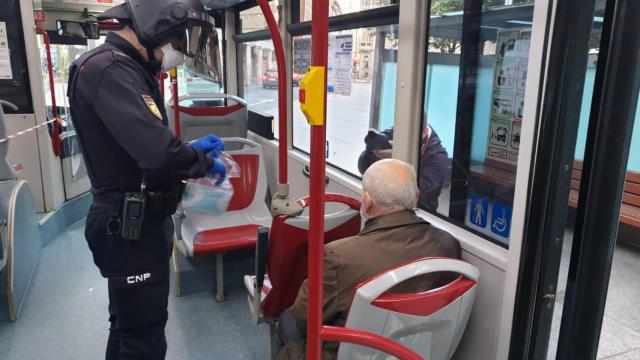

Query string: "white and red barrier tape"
[[0, 118, 66, 144]]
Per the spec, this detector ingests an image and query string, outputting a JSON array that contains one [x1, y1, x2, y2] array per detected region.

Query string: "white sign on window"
[[293, 34, 353, 96], [0, 22, 12, 80], [293, 38, 311, 75], [328, 34, 353, 96], [486, 28, 531, 166]]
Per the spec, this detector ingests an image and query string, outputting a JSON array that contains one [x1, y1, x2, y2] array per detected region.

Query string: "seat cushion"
[[193, 224, 260, 255]]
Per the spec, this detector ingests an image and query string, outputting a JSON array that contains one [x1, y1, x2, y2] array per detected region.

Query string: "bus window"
[[239, 39, 280, 136], [238, 1, 280, 33], [297, 0, 398, 22], [292, 25, 399, 176], [37, 36, 106, 120], [0, 0, 34, 114], [419, 1, 535, 247]]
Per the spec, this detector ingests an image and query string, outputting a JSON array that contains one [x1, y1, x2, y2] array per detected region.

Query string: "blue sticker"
[[491, 202, 512, 238], [470, 195, 489, 228]]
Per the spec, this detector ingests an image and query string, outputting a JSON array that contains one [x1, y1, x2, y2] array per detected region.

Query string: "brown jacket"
[[278, 210, 461, 360]]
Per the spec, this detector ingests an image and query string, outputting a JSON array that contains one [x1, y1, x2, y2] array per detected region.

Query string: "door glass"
[[418, 1, 535, 247], [547, 7, 640, 359]]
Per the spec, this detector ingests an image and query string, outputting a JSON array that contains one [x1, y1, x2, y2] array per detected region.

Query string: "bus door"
[[510, 0, 640, 358]]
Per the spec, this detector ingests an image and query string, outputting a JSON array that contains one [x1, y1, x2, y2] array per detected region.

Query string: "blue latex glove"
[[207, 157, 227, 185], [189, 134, 224, 157]]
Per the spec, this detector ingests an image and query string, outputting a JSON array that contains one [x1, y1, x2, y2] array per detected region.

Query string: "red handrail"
[[307, 0, 330, 358], [35, 26, 62, 157], [321, 327, 422, 360], [296, 193, 361, 210], [36, 26, 57, 119], [257, 0, 288, 186]]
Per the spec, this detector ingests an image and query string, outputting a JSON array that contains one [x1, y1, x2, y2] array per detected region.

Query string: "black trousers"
[[85, 203, 173, 360]]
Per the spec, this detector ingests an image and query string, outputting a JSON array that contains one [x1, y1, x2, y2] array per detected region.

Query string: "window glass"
[[298, 0, 398, 22], [239, 1, 280, 33], [547, 11, 640, 357], [240, 39, 279, 136], [418, 2, 536, 246], [292, 25, 399, 176], [38, 36, 106, 120]]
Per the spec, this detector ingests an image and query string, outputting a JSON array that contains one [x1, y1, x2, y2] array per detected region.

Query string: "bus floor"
[[548, 229, 640, 360], [0, 220, 268, 360]]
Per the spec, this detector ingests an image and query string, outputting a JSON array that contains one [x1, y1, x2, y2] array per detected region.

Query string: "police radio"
[[121, 176, 147, 240]]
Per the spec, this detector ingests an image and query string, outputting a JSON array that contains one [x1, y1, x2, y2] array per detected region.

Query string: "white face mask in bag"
[[160, 44, 185, 72]]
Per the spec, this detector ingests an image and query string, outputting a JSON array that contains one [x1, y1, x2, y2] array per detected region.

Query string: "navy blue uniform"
[[68, 32, 211, 359], [418, 127, 449, 211]]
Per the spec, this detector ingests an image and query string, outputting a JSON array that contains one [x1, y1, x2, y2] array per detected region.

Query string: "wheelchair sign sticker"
[[491, 202, 512, 238], [470, 195, 488, 228]]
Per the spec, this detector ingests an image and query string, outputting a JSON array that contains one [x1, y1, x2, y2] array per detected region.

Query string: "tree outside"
[[429, 0, 534, 54]]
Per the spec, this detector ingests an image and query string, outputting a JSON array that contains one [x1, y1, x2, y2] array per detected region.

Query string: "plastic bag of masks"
[[181, 152, 240, 215]]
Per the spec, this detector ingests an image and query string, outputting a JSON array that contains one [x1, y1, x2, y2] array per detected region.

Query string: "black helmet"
[[99, 0, 210, 47], [98, 0, 221, 82]]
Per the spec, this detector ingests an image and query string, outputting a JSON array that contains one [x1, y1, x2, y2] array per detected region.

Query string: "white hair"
[[362, 159, 418, 212]]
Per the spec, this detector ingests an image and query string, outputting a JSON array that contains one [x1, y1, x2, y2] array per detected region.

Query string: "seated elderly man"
[[277, 159, 461, 360]]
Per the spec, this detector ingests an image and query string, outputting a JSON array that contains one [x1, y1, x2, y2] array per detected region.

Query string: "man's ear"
[[362, 191, 372, 212]]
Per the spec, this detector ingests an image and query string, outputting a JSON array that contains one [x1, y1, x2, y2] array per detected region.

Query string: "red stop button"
[[299, 88, 306, 104]]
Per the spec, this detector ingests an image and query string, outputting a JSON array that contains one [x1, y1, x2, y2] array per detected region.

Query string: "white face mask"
[[160, 44, 185, 72], [360, 206, 368, 222]]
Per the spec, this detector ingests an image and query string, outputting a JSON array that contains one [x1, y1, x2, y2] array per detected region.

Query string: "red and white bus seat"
[[337, 258, 479, 360], [167, 94, 248, 149], [244, 194, 362, 324], [173, 138, 271, 301]]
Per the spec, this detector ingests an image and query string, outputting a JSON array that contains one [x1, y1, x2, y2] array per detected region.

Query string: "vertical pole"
[[170, 68, 181, 138], [257, 0, 289, 188], [307, 0, 329, 359], [448, 0, 482, 221], [36, 27, 57, 119]]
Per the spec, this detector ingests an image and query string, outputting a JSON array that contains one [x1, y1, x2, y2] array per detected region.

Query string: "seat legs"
[[172, 243, 181, 297], [269, 321, 281, 360], [215, 253, 226, 302]]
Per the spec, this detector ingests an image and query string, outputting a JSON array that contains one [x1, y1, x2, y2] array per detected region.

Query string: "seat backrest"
[[226, 153, 259, 211], [184, 138, 266, 214], [167, 94, 248, 150], [338, 258, 479, 360], [0, 100, 18, 181], [261, 194, 362, 319]]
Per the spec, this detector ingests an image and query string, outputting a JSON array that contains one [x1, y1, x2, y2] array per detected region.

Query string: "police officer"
[[67, 1, 224, 358]]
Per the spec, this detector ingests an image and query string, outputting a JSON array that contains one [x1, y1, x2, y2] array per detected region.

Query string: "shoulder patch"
[[142, 95, 162, 120]]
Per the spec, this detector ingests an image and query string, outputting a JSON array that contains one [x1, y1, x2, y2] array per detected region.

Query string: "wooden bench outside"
[[569, 161, 640, 229]]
